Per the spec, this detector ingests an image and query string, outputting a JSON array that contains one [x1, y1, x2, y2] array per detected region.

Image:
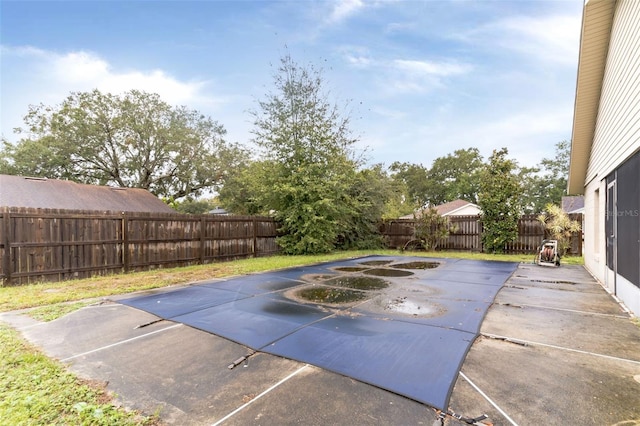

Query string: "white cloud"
[[393, 59, 472, 77], [52, 51, 110, 83], [327, 0, 365, 24], [339, 45, 374, 68], [346, 54, 372, 68], [0, 46, 220, 140], [48, 50, 209, 106], [436, 106, 573, 167], [460, 13, 581, 66], [498, 15, 580, 66], [385, 22, 416, 34], [380, 58, 472, 94]]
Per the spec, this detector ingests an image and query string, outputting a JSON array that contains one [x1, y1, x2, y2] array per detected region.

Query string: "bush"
[[406, 207, 456, 251]]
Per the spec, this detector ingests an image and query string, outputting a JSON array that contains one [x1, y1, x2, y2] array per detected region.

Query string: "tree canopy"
[[1, 59, 571, 254], [520, 140, 571, 213], [388, 161, 430, 208], [1, 89, 245, 200], [221, 54, 385, 254], [425, 147, 484, 205]]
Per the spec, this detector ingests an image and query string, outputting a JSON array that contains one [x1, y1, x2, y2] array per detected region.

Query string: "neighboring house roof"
[[400, 199, 481, 219], [208, 207, 229, 215], [433, 199, 480, 216], [561, 196, 585, 214], [568, 0, 617, 195], [0, 174, 175, 213]]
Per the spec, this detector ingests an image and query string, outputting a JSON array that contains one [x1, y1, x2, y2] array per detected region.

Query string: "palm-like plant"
[[537, 204, 582, 256]]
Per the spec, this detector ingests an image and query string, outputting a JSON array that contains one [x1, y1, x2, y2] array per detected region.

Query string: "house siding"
[[584, 178, 606, 289], [586, 0, 640, 183], [583, 0, 640, 316]]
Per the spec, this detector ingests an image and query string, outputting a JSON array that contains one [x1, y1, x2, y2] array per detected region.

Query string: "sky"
[[1, 0, 583, 170]]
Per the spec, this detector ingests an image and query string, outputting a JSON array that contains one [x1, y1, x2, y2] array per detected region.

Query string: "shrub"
[[408, 207, 456, 250], [537, 203, 582, 256]]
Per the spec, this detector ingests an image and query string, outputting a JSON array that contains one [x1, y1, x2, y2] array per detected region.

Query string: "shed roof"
[[0, 174, 175, 213], [567, 0, 616, 195]]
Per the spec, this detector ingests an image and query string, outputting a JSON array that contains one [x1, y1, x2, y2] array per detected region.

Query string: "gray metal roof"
[[0, 174, 175, 213], [561, 196, 585, 214]]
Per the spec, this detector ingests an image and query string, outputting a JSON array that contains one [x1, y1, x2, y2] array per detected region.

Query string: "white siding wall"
[[584, 0, 640, 315], [584, 179, 607, 288], [586, 0, 640, 183]]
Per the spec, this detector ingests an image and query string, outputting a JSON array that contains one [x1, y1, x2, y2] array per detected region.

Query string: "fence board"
[[0, 207, 279, 285], [381, 214, 583, 256], [1, 206, 582, 286]]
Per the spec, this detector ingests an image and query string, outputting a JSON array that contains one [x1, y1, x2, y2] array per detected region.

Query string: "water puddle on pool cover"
[[325, 276, 390, 290], [296, 286, 368, 304], [363, 268, 414, 277], [291, 258, 442, 307]]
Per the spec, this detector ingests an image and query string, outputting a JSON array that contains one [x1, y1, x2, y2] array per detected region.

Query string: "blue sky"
[[1, 0, 583, 169]]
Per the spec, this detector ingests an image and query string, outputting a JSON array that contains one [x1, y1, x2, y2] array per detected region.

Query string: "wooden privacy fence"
[[0, 207, 279, 285], [380, 214, 583, 256]]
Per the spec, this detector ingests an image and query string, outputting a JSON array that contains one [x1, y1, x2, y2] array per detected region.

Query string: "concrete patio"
[[1, 259, 639, 425]]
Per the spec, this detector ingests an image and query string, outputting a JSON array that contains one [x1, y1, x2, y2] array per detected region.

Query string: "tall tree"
[[520, 140, 571, 214], [248, 54, 382, 254], [388, 161, 429, 208], [217, 160, 274, 216], [381, 167, 415, 219], [478, 148, 522, 253], [1, 90, 245, 200], [335, 164, 394, 249], [425, 148, 484, 205]]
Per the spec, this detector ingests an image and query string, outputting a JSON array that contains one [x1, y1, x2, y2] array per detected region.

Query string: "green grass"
[[27, 302, 93, 322], [0, 323, 158, 425]]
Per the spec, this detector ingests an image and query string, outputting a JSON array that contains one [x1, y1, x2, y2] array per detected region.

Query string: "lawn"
[[0, 323, 158, 425], [0, 249, 583, 425]]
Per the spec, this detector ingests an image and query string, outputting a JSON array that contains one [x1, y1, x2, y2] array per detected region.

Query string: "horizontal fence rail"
[[380, 214, 583, 256], [1, 207, 279, 285]]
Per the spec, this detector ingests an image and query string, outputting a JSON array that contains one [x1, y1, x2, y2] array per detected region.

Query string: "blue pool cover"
[[118, 256, 517, 410]]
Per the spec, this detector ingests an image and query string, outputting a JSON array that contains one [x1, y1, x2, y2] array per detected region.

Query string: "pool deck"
[[2, 261, 640, 425]]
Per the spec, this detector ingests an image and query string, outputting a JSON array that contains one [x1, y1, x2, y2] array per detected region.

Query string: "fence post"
[[253, 217, 258, 257], [2, 209, 11, 285], [122, 212, 129, 273], [200, 216, 206, 264]]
